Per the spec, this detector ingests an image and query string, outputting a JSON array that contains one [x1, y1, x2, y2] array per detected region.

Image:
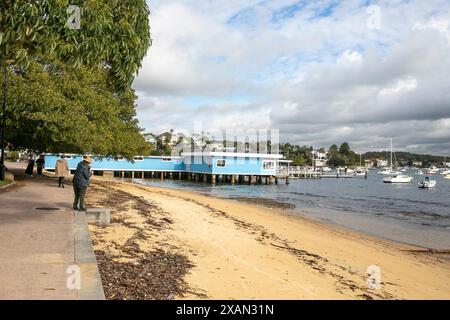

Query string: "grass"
[[0, 179, 14, 188]]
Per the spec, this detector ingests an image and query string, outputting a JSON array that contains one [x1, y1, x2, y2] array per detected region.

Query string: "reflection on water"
[[130, 171, 450, 249]]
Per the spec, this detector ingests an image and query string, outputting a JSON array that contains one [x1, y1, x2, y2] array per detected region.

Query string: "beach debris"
[[96, 249, 194, 300]]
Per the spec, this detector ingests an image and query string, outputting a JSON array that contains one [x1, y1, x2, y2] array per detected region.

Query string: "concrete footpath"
[[0, 162, 105, 300]]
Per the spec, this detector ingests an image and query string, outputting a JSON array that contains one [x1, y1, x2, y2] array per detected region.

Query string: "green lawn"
[[0, 179, 14, 187]]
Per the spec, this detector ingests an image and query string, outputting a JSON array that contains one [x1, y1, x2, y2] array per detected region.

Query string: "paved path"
[[0, 162, 104, 299]]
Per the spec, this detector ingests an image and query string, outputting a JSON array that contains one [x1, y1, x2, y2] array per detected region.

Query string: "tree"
[[328, 144, 338, 154], [3, 58, 150, 158], [0, 1, 150, 86], [339, 142, 351, 156], [0, 1, 151, 179]]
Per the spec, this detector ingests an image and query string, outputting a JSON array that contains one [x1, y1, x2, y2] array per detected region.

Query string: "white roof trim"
[[182, 152, 283, 159]]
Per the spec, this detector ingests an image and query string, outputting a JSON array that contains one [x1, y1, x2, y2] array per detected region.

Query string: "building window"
[[216, 159, 226, 167], [114, 156, 124, 161], [263, 161, 275, 170], [133, 156, 144, 161], [161, 158, 172, 162]]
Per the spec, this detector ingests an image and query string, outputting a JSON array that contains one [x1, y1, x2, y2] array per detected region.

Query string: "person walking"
[[55, 155, 70, 188], [36, 154, 45, 176], [72, 156, 93, 211]]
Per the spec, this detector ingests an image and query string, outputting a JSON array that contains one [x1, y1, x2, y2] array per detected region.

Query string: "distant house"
[[156, 131, 188, 147], [364, 160, 374, 168], [142, 133, 157, 145], [312, 151, 328, 167], [412, 161, 423, 167], [376, 159, 389, 168]]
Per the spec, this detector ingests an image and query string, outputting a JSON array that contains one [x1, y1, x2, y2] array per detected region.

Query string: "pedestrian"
[[25, 154, 35, 176], [36, 154, 45, 176], [72, 156, 93, 212], [55, 155, 70, 188]]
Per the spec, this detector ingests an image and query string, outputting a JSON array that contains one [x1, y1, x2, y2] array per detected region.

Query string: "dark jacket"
[[73, 161, 92, 187]]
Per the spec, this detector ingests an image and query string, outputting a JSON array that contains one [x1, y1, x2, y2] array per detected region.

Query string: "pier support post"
[[160, 172, 164, 181], [211, 174, 216, 185], [275, 177, 278, 184], [203, 174, 207, 183], [250, 175, 255, 185], [285, 176, 289, 185], [269, 176, 274, 184], [231, 175, 235, 185]]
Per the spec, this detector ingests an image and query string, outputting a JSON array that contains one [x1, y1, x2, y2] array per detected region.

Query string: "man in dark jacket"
[[36, 155, 45, 176], [72, 156, 93, 211]]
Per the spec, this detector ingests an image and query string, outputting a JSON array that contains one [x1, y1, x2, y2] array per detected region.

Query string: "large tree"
[[0, 0, 151, 179], [3, 58, 151, 158]]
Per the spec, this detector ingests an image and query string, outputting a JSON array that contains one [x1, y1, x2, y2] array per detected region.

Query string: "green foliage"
[[327, 142, 360, 166], [363, 151, 445, 167], [0, 0, 151, 87], [0, 1, 152, 158], [338, 142, 350, 156], [2, 59, 150, 158], [280, 143, 313, 166]]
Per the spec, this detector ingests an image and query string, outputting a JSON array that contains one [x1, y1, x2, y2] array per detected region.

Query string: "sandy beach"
[[86, 178, 450, 300]]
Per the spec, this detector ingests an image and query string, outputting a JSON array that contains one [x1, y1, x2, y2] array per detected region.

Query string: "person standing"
[[55, 155, 70, 188], [36, 154, 45, 176], [72, 156, 93, 211], [25, 154, 35, 176]]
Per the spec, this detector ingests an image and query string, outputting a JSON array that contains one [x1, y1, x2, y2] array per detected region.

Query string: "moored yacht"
[[383, 174, 414, 183]]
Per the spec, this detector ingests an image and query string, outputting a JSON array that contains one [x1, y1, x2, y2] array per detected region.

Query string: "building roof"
[[182, 151, 283, 159]]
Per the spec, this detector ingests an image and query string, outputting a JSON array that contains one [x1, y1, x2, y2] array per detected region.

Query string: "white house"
[[312, 150, 328, 167]]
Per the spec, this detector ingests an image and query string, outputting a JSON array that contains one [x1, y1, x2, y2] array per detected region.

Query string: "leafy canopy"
[[0, 0, 151, 87], [0, 1, 152, 158]]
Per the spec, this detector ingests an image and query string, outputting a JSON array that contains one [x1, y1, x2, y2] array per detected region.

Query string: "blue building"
[[44, 152, 289, 184]]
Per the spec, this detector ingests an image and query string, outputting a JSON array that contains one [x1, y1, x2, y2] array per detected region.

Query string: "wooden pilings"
[[108, 171, 288, 186]]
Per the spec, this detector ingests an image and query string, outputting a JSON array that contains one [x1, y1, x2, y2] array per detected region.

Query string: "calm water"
[[132, 171, 450, 249]]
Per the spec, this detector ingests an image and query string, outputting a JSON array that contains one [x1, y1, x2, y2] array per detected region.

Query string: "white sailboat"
[[383, 139, 413, 184]]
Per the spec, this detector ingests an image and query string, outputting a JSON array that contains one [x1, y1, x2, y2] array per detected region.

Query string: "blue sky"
[[134, 0, 450, 155]]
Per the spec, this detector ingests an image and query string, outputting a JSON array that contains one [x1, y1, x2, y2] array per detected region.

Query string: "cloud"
[[134, 0, 450, 155]]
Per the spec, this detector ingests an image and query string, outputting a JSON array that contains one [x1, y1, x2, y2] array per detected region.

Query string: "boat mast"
[[390, 138, 393, 171]]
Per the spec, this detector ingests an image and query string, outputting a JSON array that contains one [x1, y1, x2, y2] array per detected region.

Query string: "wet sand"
[[86, 178, 450, 300]]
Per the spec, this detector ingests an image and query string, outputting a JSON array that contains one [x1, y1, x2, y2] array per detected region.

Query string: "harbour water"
[[132, 171, 450, 249]]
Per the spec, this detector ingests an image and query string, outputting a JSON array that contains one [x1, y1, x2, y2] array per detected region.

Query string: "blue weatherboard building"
[[44, 152, 289, 184]]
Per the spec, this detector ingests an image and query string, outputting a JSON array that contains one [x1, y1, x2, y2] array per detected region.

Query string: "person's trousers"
[[37, 167, 43, 176], [73, 183, 87, 209], [58, 177, 65, 187]]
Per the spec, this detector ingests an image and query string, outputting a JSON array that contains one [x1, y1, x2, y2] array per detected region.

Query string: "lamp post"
[[0, 66, 6, 181]]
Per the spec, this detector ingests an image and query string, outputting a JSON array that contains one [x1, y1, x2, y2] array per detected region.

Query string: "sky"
[[133, 0, 450, 155]]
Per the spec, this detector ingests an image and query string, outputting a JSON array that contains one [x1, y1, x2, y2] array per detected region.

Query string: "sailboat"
[[383, 139, 413, 183]]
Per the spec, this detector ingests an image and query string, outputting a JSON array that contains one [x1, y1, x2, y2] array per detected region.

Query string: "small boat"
[[444, 174, 450, 180], [383, 174, 413, 183], [355, 168, 367, 176], [418, 176, 436, 188], [427, 166, 438, 175], [378, 168, 393, 175], [440, 169, 450, 175], [416, 170, 424, 175], [322, 166, 332, 173]]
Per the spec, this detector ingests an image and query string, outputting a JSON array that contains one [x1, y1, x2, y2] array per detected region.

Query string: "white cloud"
[[134, 0, 450, 155]]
